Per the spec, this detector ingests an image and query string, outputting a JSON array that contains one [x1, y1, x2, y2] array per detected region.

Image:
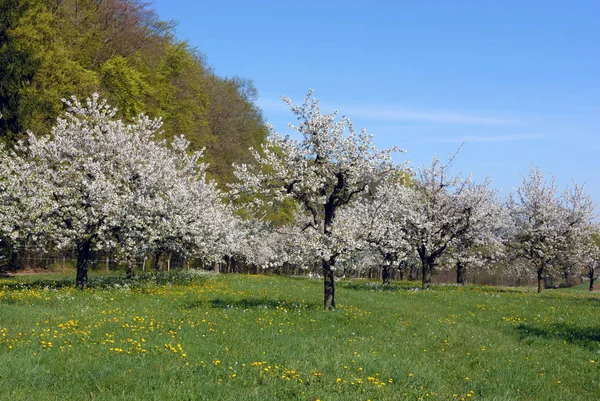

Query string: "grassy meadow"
[[0, 272, 598, 400]]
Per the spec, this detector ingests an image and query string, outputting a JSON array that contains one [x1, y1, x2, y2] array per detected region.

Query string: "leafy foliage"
[[0, 0, 267, 186], [1, 94, 236, 286]]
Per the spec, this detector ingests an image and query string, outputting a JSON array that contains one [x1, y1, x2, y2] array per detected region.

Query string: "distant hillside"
[[0, 0, 268, 185]]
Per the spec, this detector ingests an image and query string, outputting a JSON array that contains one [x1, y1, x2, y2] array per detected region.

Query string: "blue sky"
[[152, 0, 600, 204]]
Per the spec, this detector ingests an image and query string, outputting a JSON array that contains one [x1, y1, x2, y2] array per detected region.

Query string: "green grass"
[[0, 273, 598, 400], [559, 281, 599, 293]]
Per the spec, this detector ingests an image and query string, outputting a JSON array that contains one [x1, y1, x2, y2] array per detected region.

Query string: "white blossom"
[[231, 90, 405, 309], [506, 165, 596, 292], [0, 94, 232, 286]]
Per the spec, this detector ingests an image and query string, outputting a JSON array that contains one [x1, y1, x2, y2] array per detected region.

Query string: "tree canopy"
[[232, 90, 404, 309], [1, 94, 235, 286], [0, 0, 267, 186]]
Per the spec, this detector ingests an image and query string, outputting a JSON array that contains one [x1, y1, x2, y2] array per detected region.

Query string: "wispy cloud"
[[424, 133, 548, 143], [258, 95, 521, 126], [341, 107, 520, 126]]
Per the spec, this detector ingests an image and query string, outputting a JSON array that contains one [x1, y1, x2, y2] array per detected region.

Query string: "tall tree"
[[232, 90, 403, 310], [0, 0, 41, 144]]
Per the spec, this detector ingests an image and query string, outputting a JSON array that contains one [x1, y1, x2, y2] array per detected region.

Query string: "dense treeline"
[[0, 0, 267, 185]]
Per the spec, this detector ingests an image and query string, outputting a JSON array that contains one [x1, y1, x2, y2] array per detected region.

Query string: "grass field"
[[0, 272, 598, 400]]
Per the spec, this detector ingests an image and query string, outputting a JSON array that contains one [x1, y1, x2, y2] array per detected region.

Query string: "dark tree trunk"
[[126, 257, 135, 280], [322, 196, 338, 311], [381, 254, 395, 284], [8, 247, 20, 271], [323, 259, 335, 311], [422, 260, 433, 290], [456, 261, 467, 285], [398, 261, 405, 281], [408, 265, 417, 281], [232, 256, 238, 273], [153, 251, 161, 272], [537, 267, 544, 293], [76, 240, 91, 288], [562, 269, 571, 286], [382, 264, 391, 284], [590, 275, 595, 292]]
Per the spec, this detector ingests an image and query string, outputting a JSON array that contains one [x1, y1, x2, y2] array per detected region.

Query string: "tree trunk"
[[398, 261, 405, 281], [323, 259, 335, 311], [590, 275, 595, 292], [422, 260, 433, 290], [153, 252, 161, 272], [382, 264, 390, 284], [456, 262, 467, 285], [8, 247, 20, 271], [408, 265, 417, 281], [126, 257, 135, 280], [76, 240, 91, 288], [537, 267, 544, 293], [322, 197, 338, 311]]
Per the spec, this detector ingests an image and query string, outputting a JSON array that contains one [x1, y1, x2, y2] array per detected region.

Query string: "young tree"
[[506, 165, 595, 293], [232, 90, 404, 310]]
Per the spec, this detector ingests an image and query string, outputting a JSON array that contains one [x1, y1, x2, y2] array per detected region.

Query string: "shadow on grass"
[[515, 322, 600, 349], [186, 297, 320, 311]]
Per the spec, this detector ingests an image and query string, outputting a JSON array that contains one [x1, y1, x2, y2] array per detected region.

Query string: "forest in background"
[[0, 0, 268, 186]]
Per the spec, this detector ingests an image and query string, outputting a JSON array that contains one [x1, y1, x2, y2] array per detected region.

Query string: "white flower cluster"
[[336, 154, 503, 287], [0, 94, 237, 285], [506, 165, 597, 291], [230, 91, 598, 302], [231, 90, 405, 308], [2, 91, 597, 298]]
